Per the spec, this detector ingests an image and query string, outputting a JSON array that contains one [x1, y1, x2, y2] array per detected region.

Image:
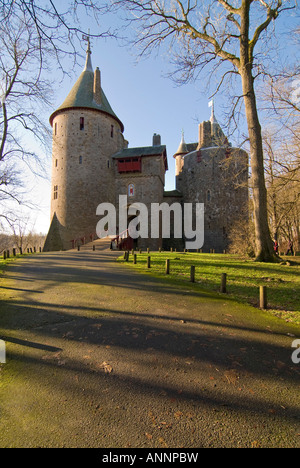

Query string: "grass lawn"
[[118, 251, 300, 325]]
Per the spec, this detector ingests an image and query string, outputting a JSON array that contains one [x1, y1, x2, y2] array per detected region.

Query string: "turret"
[[173, 132, 188, 176]]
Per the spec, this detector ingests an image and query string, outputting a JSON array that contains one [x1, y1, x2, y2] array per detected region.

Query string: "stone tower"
[[44, 41, 126, 251], [174, 105, 249, 252]]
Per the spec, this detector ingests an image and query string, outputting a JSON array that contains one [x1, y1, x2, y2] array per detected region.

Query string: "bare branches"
[[0, 0, 119, 231]]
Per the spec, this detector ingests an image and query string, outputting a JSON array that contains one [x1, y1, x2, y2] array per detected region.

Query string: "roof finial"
[[209, 98, 217, 125], [82, 30, 93, 72]]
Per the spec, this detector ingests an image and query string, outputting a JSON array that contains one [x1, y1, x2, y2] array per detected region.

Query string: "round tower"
[[44, 42, 126, 251]]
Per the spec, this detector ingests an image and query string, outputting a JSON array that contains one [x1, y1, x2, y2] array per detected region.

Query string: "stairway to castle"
[[73, 237, 112, 252]]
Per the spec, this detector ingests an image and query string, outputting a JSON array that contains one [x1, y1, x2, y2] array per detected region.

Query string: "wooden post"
[[190, 265, 195, 283], [133, 254, 137, 264], [125, 251, 129, 262], [260, 286, 267, 309], [165, 259, 170, 275], [93, 245, 96, 251], [13, 248, 16, 256], [3, 251, 6, 260], [220, 273, 227, 293], [147, 256, 151, 268], [6, 250, 10, 258], [78, 245, 80, 251], [39, 247, 42, 253]]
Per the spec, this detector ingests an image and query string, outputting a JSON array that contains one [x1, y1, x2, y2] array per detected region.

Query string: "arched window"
[[128, 183, 135, 197]]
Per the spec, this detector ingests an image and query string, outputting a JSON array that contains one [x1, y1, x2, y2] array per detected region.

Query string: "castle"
[[43, 43, 248, 253]]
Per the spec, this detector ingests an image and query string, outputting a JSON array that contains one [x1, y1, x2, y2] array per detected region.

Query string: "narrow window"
[[54, 185, 58, 200], [54, 123, 57, 136], [55, 159, 58, 167], [80, 117, 84, 131], [207, 190, 211, 202], [111, 125, 114, 138], [79, 156, 83, 165], [107, 160, 110, 169]]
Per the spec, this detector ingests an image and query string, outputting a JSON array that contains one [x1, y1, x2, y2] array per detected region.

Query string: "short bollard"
[[3, 251, 6, 260], [125, 251, 129, 262], [133, 254, 137, 264], [147, 256, 151, 268], [77, 245, 80, 251], [220, 273, 227, 293], [93, 245, 96, 251], [260, 286, 267, 309], [190, 265, 195, 283], [165, 259, 170, 275]]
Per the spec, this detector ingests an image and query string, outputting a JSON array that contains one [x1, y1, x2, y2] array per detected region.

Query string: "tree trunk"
[[239, 3, 277, 262], [241, 70, 277, 261]]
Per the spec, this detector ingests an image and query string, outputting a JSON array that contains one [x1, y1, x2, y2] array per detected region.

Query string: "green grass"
[[118, 251, 300, 324], [0, 252, 38, 274]]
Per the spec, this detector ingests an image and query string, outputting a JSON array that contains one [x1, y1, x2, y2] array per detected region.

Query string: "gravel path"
[[0, 243, 299, 448]]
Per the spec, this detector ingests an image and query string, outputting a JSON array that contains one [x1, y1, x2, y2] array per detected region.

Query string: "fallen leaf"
[[251, 440, 261, 448], [100, 361, 113, 374]]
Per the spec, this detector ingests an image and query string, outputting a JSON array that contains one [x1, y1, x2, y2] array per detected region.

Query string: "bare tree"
[[109, 0, 297, 262], [0, 1, 114, 230]]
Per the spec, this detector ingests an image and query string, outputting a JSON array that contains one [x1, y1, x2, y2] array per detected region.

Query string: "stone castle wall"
[[176, 146, 248, 252], [114, 155, 166, 251]]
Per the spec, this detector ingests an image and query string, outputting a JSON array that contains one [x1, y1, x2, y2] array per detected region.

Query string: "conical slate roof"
[[50, 47, 124, 132], [174, 133, 188, 157]]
